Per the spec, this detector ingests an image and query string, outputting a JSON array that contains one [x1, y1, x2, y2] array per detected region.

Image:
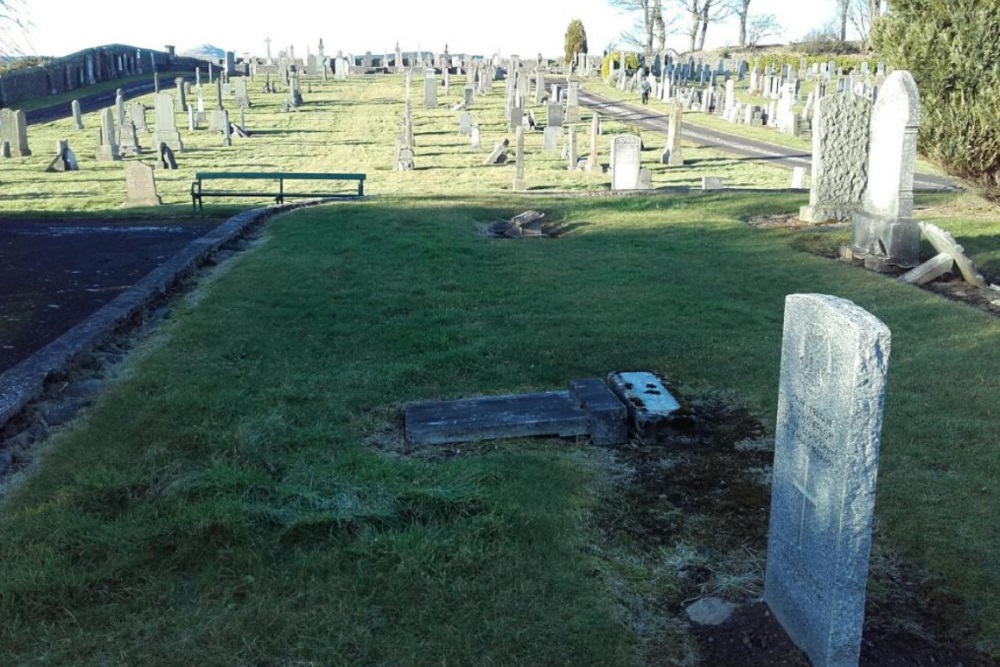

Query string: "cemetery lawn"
[[3, 74, 1000, 663], [1, 189, 1000, 663]]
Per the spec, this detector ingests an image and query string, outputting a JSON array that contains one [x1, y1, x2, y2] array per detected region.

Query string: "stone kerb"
[[764, 293, 891, 667], [800, 92, 871, 223]]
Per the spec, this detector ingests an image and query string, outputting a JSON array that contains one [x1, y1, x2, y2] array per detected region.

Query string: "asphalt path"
[[25, 74, 197, 125], [578, 89, 957, 191], [0, 220, 218, 374]]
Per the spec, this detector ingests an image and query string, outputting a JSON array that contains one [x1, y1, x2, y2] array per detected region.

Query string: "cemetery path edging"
[[0, 199, 332, 436]]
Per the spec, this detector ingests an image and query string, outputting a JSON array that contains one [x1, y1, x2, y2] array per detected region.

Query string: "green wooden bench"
[[191, 172, 366, 211]]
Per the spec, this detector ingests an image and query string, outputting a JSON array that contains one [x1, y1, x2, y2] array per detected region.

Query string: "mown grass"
[[0, 73, 792, 218], [2, 73, 1000, 664]]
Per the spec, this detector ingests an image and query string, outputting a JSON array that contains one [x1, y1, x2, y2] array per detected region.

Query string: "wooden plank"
[[405, 391, 589, 445]]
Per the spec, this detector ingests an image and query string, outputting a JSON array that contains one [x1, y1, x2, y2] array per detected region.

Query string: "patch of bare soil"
[[744, 214, 809, 229], [592, 394, 997, 666]]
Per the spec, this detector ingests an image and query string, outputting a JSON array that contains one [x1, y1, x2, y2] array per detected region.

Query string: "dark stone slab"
[[405, 391, 588, 445], [607, 371, 696, 444], [569, 378, 628, 445]]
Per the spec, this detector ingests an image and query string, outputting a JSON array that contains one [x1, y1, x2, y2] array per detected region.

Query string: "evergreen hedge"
[[873, 0, 1000, 195]]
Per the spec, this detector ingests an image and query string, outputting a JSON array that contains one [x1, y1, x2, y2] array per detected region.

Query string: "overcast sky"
[[12, 0, 849, 59]]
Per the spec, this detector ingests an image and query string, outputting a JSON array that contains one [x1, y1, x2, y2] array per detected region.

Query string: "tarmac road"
[[24, 74, 197, 125], [578, 89, 957, 192]]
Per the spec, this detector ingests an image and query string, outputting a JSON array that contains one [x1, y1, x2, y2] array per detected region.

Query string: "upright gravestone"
[[118, 120, 141, 156], [566, 125, 578, 170], [849, 71, 922, 271], [72, 99, 84, 130], [128, 101, 148, 133], [513, 126, 526, 192], [0, 109, 31, 156], [470, 124, 480, 150], [221, 110, 232, 146], [96, 107, 120, 161], [542, 126, 560, 151], [154, 93, 183, 151], [423, 74, 437, 108], [565, 81, 581, 122], [585, 113, 601, 173], [800, 92, 871, 223], [611, 134, 641, 191], [124, 162, 163, 206], [115, 88, 126, 126], [458, 112, 472, 136], [764, 293, 891, 667], [234, 77, 251, 109], [463, 86, 474, 107], [175, 77, 186, 112], [663, 104, 684, 166], [547, 103, 563, 128]]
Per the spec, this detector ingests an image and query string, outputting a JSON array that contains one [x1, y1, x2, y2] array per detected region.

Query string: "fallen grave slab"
[[405, 391, 589, 445], [607, 371, 695, 444], [405, 377, 629, 446]]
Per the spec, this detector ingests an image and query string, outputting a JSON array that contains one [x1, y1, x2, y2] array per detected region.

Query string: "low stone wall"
[[0, 44, 208, 109]]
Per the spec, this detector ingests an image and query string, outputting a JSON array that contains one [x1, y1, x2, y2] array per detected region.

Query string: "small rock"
[[686, 597, 738, 626]]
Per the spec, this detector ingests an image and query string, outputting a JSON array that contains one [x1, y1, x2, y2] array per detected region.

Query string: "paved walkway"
[[578, 89, 956, 192]]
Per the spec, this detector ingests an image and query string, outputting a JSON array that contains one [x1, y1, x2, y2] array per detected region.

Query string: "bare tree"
[[848, 0, 885, 50], [838, 0, 850, 42], [747, 14, 782, 48], [0, 0, 30, 60], [675, 0, 705, 53], [696, 0, 732, 52], [610, 0, 654, 65], [653, 0, 667, 53], [729, 0, 752, 48]]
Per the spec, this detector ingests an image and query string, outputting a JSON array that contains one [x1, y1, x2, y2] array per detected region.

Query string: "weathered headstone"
[[175, 77, 186, 111], [662, 104, 684, 166], [154, 93, 183, 151], [124, 161, 163, 206], [221, 110, 232, 146], [118, 120, 141, 156], [234, 77, 251, 109], [484, 138, 509, 165], [157, 142, 177, 169], [128, 101, 148, 133], [547, 103, 563, 128], [799, 92, 871, 223], [423, 74, 437, 107], [543, 126, 560, 151], [72, 99, 84, 130], [585, 113, 601, 174], [702, 176, 724, 190], [44, 139, 79, 172], [849, 71, 922, 270], [611, 135, 641, 191], [566, 125, 578, 170], [513, 126, 527, 191], [470, 124, 481, 150], [791, 167, 808, 189], [96, 108, 120, 161], [764, 293, 891, 667], [0, 109, 31, 156], [458, 112, 472, 136]]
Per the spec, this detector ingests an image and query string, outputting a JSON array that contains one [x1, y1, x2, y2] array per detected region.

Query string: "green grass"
[[0, 74, 792, 217], [2, 74, 1000, 664]]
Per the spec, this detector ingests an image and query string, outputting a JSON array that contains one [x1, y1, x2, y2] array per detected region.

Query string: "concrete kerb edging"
[[0, 198, 344, 433]]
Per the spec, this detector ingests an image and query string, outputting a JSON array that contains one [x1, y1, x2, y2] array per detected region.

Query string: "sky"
[[11, 0, 849, 60]]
